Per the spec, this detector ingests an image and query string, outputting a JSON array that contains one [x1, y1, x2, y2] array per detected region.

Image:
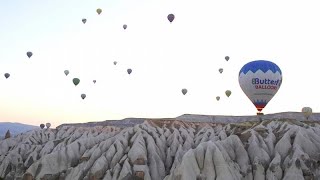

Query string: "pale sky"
[[1, 0, 319, 128]]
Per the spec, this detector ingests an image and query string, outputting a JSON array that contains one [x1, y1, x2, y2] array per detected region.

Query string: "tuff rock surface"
[[1, 115, 320, 180]]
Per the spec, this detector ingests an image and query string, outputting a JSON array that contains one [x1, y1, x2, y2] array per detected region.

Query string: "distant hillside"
[[57, 111, 318, 129], [0, 122, 38, 138], [176, 111, 320, 123]]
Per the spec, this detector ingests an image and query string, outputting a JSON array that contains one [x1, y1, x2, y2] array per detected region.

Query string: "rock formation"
[[4, 130, 11, 139], [1, 113, 320, 179]]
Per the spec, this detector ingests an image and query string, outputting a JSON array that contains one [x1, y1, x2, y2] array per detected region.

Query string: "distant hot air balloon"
[[225, 56, 230, 61], [225, 90, 231, 97], [96, 8, 102, 15], [238, 60, 282, 114], [216, 96, 220, 101], [167, 14, 175, 23], [64, 70, 69, 76], [40, 124, 45, 129], [113, 61, 117, 65], [27, 51, 33, 58], [82, 18, 87, 24], [4, 73, 10, 79], [127, 68, 132, 74], [182, 88, 187, 95], [219, 68, 223, 74], [302, 107, 312, 120], [123, 24, 127, 30], [73, 78, 80, 86], [46, 123, 51, 129], [93, 80, 96, 84], [81, 94, 86, 99]]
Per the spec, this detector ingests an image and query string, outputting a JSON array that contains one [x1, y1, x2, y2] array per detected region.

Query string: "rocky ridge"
[[1, 113, 320, 179]]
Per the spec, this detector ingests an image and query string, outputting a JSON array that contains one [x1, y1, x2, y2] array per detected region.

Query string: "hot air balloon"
[[167, 14, 175, 23], [302, 107, 312, 120], [225, 56, 229, 61], [40, 124, 45, 129], [225, 90, 231, 97], [113, 61, 117, 65], [216, 96, 220, 101], [73, 78, 80, 86], [27, 51, 33, 58], [219, 68, 223, 74], [182, 88, 187, 95], [4, 73, 10, 79], [93, 80, 96, 84], [82, 18, 87, 24], [46, 123, 51, 129], [238, 60, 282, 114], [81, 94, 86, 99], [123, 24, 127, 30], [96, 8, 102, 15], [64, 70, 69, 76], [127, 68, 132, 74]]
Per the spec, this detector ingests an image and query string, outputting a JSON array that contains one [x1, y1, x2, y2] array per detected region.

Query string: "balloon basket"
[[257, 112, 264, 115]]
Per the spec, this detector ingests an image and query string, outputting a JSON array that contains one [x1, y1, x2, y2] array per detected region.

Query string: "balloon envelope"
[[82, 18, 87, 24], [46, 123, 51, 129], [225, 56, 229, 61], [225, 90, 231, 97], [27, 51, 33, 58], [64, 70, 69, 76], [40, 124, 45, 129], [123, 24, 127, 30], [238, 60, 282, 112], [113, 61, 117, 65], [219, 68, 223, 74], [182, 88, 187, 95], [4, 73, 10, 79], [216, 96, 220, 101], [167, 14, 175, 23], [81, 94, 86, 99], [93, 80, 96, 84], [127, 69, 132, 74], [73, 78, 80, 86], [96, 8, 102, 15], [302, 107, 312, 119]]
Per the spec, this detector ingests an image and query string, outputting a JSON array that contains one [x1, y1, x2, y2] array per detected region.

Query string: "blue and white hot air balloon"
[[238, 60, 282, 114]]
